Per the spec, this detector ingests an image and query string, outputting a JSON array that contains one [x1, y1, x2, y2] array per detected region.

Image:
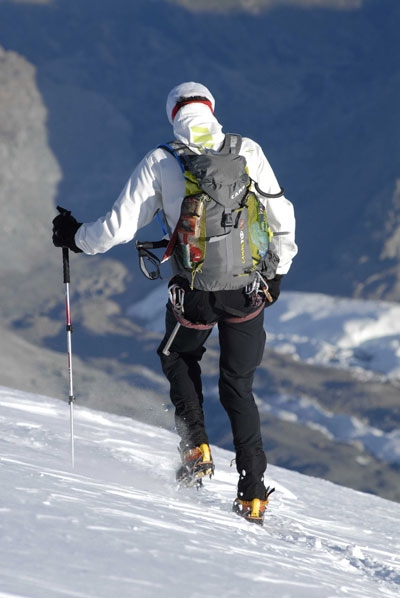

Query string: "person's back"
[[157, 133, 278, 293]]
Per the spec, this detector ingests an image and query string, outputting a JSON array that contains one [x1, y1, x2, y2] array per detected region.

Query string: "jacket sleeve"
[[75, 152, 162, 255], [246, 140, 298, 276]]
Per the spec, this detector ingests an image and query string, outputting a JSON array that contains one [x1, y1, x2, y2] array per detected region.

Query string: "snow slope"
[[1, 386, 399, 598]]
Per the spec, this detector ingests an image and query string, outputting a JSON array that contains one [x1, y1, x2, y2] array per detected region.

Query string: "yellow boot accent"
[[199, 443, 214, 477], [199, 443, 211, 462], [250, 498, 262, 519]]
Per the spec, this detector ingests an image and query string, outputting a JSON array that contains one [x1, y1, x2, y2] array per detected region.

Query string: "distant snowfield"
[[129, 290, 400, 381], [267, 292, 400, 381], [257, 391, 400, 466], [1, 386, 400, 598]]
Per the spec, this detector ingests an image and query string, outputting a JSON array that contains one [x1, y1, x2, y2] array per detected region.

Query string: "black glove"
[[265, 274, 283, 305], [52, 206, 82, 253]]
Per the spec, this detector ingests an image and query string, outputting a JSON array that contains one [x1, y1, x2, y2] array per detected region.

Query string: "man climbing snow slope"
[[52, 82, 297, 525]]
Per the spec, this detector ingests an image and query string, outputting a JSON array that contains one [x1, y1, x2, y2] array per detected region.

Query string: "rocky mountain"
[[0, 0, 399, 501], [0, 0, 399, 298], [0, 46, 60, 277]]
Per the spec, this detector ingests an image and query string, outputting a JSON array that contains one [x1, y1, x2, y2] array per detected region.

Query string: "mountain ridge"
[[0, 0, 399, 297]]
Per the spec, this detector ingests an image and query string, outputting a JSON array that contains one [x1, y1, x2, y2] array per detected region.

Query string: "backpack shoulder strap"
[[157, 141, 190, 173], [219, 133, 242, 155]]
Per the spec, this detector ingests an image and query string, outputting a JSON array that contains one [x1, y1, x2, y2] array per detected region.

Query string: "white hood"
[[166, 81, 225, 150], [172, 103, 225, 150], [166, 81, 215, 123]]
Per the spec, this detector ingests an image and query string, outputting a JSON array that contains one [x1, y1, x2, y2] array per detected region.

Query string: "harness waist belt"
[[172, 301, 265, 330]]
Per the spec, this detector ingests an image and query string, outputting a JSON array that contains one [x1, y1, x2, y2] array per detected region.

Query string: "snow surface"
[[1, 386, 400, 598]]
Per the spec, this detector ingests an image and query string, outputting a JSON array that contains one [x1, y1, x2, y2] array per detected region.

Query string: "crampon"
[[176, 443, 215, 489], [232, 486, 275, 525]]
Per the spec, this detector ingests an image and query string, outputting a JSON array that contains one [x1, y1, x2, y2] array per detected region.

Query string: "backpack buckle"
[[222, 209, 233, 228]]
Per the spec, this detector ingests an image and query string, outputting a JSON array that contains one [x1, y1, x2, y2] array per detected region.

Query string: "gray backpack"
[[160, 134, 281, 291]]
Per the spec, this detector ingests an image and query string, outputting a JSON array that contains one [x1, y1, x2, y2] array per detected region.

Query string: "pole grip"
[[62, 247, 70, 284]]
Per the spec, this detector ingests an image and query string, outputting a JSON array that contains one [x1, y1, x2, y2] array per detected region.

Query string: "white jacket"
[[75, 104, 297, 275]]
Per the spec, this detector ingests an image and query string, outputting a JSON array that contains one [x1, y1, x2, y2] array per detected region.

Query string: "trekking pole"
[[62, 247, 76, 468]]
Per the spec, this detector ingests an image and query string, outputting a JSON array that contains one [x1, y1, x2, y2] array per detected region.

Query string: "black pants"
[[157, 281, 268, 501]]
